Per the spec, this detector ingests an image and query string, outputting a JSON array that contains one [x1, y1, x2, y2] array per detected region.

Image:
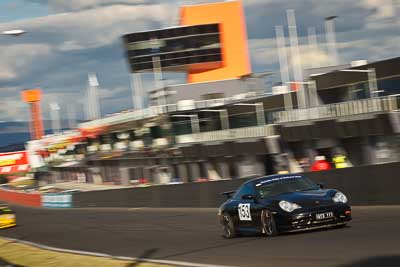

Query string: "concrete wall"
[[74, 162, 400, 208], [0, 189, 41, 207]]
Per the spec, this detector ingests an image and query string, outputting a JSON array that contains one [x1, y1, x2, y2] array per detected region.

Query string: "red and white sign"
[[0, 151, 29, 174]]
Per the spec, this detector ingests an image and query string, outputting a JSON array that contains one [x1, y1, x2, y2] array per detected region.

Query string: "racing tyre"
[[261, 209, 278, 237], [222, 212, 236, 239]]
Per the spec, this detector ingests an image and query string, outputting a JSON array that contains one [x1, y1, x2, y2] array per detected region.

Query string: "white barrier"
[[42, 193, 73, 208]]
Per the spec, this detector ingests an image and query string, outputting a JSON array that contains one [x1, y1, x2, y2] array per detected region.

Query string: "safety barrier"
[[42, 193, 73, 208], [73, 161, 400, 208], [2, 162, 400, 208], [0, 189, 41, 207]]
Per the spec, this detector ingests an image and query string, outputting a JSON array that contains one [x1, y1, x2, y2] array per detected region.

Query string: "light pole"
[[201, 109, 229, 130], [171, 114, 200, 134], [87, 72, 101, 120], [340, 68, 380, 98], [286, 10, 305, 109], [325, 16, 339, 66], [286, 81, 319, 108], [49, 102, 61, 134], [233, 103, 265, 126], [307, 26, 318, 68]]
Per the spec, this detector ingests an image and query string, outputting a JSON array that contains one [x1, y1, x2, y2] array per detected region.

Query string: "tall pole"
[[67, 104, 76, 129], [307, 27, 319, 68], [21, 89, 44, 140], [275, 26, 290, 84], [50, 102, 61, 134], [325, 16, 339, 66], [308, 81, 319, 107], [287, 9, 306, 109], [367, 68, 378, 98], [85, 84, 91, 120], [275, 25, 292, 111], [31, 102, 44, 139], [172, 0, 183, 26], [87, 72, 101, 120]]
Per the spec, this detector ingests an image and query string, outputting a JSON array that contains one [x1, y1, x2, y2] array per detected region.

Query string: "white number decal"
[[238, 203, 252, 221]]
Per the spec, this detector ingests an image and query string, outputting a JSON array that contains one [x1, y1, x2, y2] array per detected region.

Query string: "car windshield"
[[255, 175, 319, 199]]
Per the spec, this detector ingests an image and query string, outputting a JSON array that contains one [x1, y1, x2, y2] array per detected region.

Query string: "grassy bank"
[[0, 237, 172, 267]]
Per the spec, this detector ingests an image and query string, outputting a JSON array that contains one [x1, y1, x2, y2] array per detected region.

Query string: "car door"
[[234, 183, 263, 229]]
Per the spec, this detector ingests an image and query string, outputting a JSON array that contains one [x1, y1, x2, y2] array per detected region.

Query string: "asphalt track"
[[1, 206, 400, 267]]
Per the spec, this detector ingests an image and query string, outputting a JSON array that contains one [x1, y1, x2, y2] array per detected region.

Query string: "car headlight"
[[279, 200, 301, 212], [333, 192, 347, 203]]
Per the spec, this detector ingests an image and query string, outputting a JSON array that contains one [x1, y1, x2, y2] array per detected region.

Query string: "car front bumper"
[[275, 205, 351, 232]]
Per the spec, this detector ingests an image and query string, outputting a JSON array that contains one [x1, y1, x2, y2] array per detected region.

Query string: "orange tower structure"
[[21, 89, 44, 140], [180, 0, 251, 83]]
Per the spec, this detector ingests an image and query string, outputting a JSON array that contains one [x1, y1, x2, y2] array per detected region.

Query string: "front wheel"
[[261, 209, 278, 237], [221, 212, 236, 239]]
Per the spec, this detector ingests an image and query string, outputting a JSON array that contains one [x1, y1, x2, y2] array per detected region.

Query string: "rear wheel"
[[261, 209, 278, 237], [221, 212, 236, 239]]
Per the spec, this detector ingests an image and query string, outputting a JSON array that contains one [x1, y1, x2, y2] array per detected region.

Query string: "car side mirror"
[[241, 194, 254, 200], [317, 182, 325, 189]]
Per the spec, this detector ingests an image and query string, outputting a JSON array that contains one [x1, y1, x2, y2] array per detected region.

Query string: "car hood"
[[271, 189, 337, 208]]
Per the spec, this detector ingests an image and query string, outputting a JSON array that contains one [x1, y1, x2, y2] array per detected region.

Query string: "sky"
[[0, 0, 399, 123]]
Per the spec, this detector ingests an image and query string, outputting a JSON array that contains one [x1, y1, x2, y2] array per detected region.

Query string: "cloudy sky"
[[0, 0, 399, 123]]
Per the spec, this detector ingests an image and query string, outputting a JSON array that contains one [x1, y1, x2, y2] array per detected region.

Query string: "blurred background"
[[0, 0, 399, 191]]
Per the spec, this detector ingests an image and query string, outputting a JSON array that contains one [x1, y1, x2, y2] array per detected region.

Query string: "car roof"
[[244, 174, 305, 185]]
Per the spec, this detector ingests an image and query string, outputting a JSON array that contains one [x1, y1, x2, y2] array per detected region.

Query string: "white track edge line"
[[2, 237, 237, 267]]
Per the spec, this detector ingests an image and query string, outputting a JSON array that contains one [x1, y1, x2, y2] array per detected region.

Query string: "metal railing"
[[175, 125, 277, 144], [273, 95, 400, 123], [78, 92, 268, 129]]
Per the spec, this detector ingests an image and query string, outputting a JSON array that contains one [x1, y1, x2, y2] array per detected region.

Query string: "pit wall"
[[0, 189, 73, 208], [73, 162, 400, 208], [1, 162, 399, 208], [0, 189, 41, 207]]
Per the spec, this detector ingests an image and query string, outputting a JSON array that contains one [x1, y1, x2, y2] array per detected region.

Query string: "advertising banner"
[[42, 193, 73, 208], [0, 151, 29, 174]]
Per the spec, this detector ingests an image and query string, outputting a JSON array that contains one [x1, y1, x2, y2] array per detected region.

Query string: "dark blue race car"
[[219, 174, 352, 238]]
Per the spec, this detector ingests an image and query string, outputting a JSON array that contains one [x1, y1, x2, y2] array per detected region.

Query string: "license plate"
[[315, 211, 334, 220]]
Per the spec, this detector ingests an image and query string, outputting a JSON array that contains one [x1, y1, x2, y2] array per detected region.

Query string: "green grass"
[[0, 237, 173, 267]]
